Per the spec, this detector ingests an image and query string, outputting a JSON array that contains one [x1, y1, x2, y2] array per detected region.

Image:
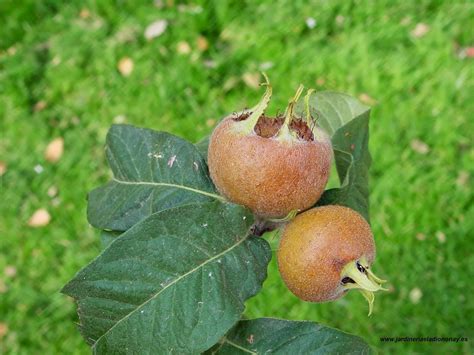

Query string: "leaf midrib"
[[91, 233, 249, 349], [224, 339, 257, 354], [111, 177, 225, 201]]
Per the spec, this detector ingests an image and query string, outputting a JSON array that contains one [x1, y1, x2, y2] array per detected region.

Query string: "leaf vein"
[[111, 178, 225, 201], [91, 235, 250, 349]]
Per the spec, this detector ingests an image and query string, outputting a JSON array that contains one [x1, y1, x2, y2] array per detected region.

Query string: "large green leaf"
[[99, 230, 121, 249], [297, 91, 371, 221], [207, 318, 372, 354], [88, 124, 222, 231], [195, 135, 210, 162], [63, 201, 271, 354]]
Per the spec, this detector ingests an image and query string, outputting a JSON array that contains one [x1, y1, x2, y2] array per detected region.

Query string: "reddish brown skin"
[[278, 205, 375, 302], [208, 116, 332, 218]]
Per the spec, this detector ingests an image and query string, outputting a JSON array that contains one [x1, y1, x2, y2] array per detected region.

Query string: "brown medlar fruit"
[[277, 205, 387, 315], [208, 76, 332, 219]]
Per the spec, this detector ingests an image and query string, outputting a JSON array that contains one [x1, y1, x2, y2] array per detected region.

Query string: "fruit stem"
[[268, 209, 298, 223], [304, 88, 315, 126], [277, 84, 304, 141], [250, 219, 280, 237], [234, 73, 272, 135]]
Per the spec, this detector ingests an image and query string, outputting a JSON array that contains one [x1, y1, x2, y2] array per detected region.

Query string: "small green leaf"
[[297, 92, 371, 221], [207, 318, 372, 354], [88, 124, 223, 231], [63, 201, 271, 354]]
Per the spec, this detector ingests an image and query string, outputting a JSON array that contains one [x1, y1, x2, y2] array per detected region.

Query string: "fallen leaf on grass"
[[411, 23, 430, 38], [223, 76, 239, 92], [203, 60, 217, 68], [196, 36, 209, 51], [455, 171, 469, 187], [0, 323, 8, 338], [34, 164, 44, 174], [45, 137, 64, 162], [144, 20, 168, 40], [176, 41, 191, 55], [34, 100, 47, 112], [79, 8, 90, 19], [177, 4, 203, 14], [316, 78, 326, 86], [28, 209, 51, 227], [113, 115, 127, 124], [51, 56, 61, 66], [52, 197, 61, 207], [7, 46, 17, 56], [436, 231, 446, 244], [409, 288, 422, 304], [47, 186, 58, 197], [0, 161, 6, 176], [400, 16, 411, 26], [206, 118, 216, 127], [305, 17, 317, 29], [242, 72, 261, 89], [259, 61, 274, 70], [457, 46, 474, 59], [358, 93, 377, 105], [335, 15, 345, 26], [465, 47, 474, 58], [114, 27, 138, 44], [4, 266, 16, 278], [416, 233, 426, 241], [117, 57, 134, 76], [410, 139, 430, 154]]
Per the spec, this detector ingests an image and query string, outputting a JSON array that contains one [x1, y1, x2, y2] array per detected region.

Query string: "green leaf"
[[195, 135, 210, 162], [297, 92, 371, 221], [99, 230, 121, 249], [207, 318, 372, 354], [88, 124, 223, 231], [63, 201, 271, 354]]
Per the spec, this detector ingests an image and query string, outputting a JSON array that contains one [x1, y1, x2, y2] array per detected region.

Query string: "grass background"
[[1, 0, 473, 353]]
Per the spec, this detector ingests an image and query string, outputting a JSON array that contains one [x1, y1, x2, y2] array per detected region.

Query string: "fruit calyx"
[[340, 256, 387, 316], [231, 74, 317, 142], [276, 84, 305, 142], [232, 73, 273, 135]]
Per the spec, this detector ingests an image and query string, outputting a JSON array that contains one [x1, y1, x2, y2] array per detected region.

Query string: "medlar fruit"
[[277, 205, 387, 315], [207, 75, 332, 219]]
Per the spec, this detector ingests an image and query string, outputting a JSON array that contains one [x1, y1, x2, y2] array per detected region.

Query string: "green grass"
[[1, 0, 473, 353]]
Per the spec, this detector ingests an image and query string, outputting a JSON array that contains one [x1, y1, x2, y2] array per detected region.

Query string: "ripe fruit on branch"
[[208, 75, 332, 219], [277, 205, 387, 315]]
